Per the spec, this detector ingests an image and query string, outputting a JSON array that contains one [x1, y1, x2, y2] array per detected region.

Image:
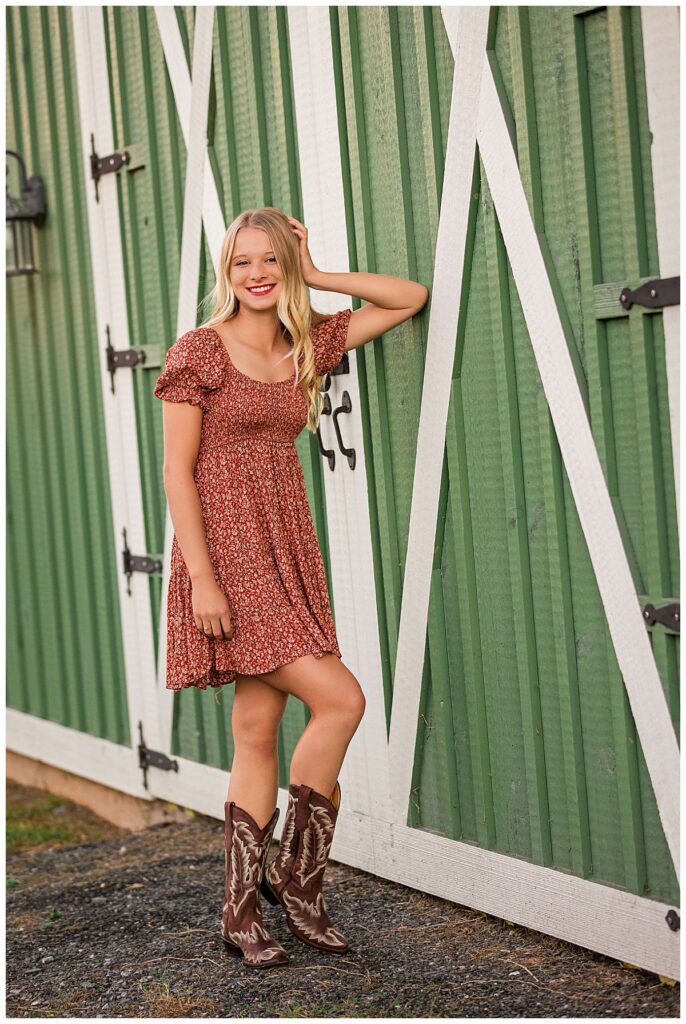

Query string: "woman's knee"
[[232, 676, 286, 751], [327, 678, 366, 729]]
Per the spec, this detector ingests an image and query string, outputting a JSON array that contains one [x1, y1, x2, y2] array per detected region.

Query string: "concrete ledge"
[[6, 750, 196, 831]]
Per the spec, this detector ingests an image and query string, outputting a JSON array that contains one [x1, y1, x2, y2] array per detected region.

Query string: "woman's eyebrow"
[[232, 251, 275, 258]]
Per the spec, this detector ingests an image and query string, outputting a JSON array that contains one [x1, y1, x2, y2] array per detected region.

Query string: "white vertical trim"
[[288, 6, 390, 825], [640, 6, 680, 526], [388, 7, 490, 826], [156, 7, 216, 750], [71, 7, 161, 755]]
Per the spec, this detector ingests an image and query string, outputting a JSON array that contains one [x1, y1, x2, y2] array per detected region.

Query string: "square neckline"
[[204, 325, 297, 386]]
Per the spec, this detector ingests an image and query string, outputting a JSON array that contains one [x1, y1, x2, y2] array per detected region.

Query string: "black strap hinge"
[[138, 722, 179, 792], [619, 276, 679, 311], [121, 527, 162, 596], [641, 600, 680, 634], [90, 133, 130, 202], [106, 325, 146, 393]]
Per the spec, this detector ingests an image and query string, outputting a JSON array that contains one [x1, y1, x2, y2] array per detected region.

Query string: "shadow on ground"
[[6, 780, 679, 1018]]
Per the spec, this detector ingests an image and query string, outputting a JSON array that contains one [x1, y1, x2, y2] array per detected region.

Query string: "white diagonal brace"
[[387, 7, 489, 825], [156, 7, 216, 749], [154, 7, 225, 264], [475, 37, 679, 877]]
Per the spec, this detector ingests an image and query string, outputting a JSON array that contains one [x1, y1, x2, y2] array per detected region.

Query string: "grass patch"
[[6, 785, 112, 855]]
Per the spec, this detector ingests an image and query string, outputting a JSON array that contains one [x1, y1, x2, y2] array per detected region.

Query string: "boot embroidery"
[[228, 821, 263, 916], [282, 889, 348, 947], [225, 919, 286, 966], [295, 806, 333, 888]]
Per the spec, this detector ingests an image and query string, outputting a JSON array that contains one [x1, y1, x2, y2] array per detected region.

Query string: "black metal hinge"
[[641, 598, 680, 634], [121, 527, 162, 596], [138, 721, 179, 792], [106, 325, 147, 393], [619, 276, 679, 311], [90, 133, 130, 202]]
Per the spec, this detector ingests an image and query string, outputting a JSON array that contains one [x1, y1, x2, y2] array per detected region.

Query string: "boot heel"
[[222, 936, 243, 958], [260, 878, 279, 905]]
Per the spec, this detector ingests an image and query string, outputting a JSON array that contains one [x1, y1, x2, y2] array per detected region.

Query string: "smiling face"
[[229, 226, 283, 309]]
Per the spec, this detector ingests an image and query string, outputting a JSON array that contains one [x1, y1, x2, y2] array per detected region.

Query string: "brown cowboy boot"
[[260, 780, 350, 953], [220, 801, 290, 967]]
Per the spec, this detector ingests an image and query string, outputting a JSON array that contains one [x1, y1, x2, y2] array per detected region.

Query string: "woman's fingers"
[[193, 599, 233, 640]]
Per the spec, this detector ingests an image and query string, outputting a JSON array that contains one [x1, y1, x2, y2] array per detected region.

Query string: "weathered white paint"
[[288, 5, 390, 824], [7, 706, 679, 981], [640, 5, 680, 526], [72, 7, 161, 755]]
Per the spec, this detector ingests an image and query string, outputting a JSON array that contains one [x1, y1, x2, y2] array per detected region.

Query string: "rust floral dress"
[[153, 308, 352, 692]]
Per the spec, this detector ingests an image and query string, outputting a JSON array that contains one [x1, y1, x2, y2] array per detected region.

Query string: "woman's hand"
[[287, 216, 319, 286], [192, 576, 234, 641]]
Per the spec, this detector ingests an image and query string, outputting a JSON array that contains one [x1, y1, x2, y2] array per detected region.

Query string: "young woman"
[[153, 206, 429, 968]]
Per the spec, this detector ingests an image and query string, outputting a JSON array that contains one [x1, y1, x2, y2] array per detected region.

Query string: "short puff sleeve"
[[310, 308, 352, 375], [153, 330, 225, 412]]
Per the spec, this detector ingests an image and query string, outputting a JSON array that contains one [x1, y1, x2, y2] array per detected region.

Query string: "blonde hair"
[[199, 206, 336, 433]]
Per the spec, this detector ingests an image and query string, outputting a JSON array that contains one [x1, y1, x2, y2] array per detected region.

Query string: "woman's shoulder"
[[153, 326, 226, 407]]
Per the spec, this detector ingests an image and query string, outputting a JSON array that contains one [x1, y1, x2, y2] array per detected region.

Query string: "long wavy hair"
[[199, 207, 336, 433]]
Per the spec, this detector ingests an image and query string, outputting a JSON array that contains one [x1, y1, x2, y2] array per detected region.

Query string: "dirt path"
[[6, 781, 679, 1018]]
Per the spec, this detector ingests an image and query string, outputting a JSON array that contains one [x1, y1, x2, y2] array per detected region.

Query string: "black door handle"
[[332, 391, 355, 470], [316, 391, 335, 471]]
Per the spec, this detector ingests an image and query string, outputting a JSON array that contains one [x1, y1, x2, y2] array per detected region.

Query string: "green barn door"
[[351, 5, 678, 906]]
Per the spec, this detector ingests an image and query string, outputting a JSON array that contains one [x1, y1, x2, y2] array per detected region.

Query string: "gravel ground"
[[5, 781, 680, 1018]]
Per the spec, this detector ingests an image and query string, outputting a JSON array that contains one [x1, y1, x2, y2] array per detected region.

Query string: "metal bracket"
[[138, 721, 179, 792], [619, 276, 679, 311], [121, 527, 162, 596], [105, 325, 147, 393], [329, 351, 351, 377], [90, 133, 130, 202], [665, 909, 680, 932], [642, 600, 680, 634]]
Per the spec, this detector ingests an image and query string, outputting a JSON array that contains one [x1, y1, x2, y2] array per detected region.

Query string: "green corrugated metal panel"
[[6, 6, 130, 745]]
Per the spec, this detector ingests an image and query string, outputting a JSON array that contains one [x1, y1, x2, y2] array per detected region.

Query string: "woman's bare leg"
[[259, 653, 365, 798], [227, 673, 288, 828]]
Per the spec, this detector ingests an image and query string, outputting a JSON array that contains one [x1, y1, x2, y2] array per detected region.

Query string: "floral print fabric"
[[153, 307, 352, 691]]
